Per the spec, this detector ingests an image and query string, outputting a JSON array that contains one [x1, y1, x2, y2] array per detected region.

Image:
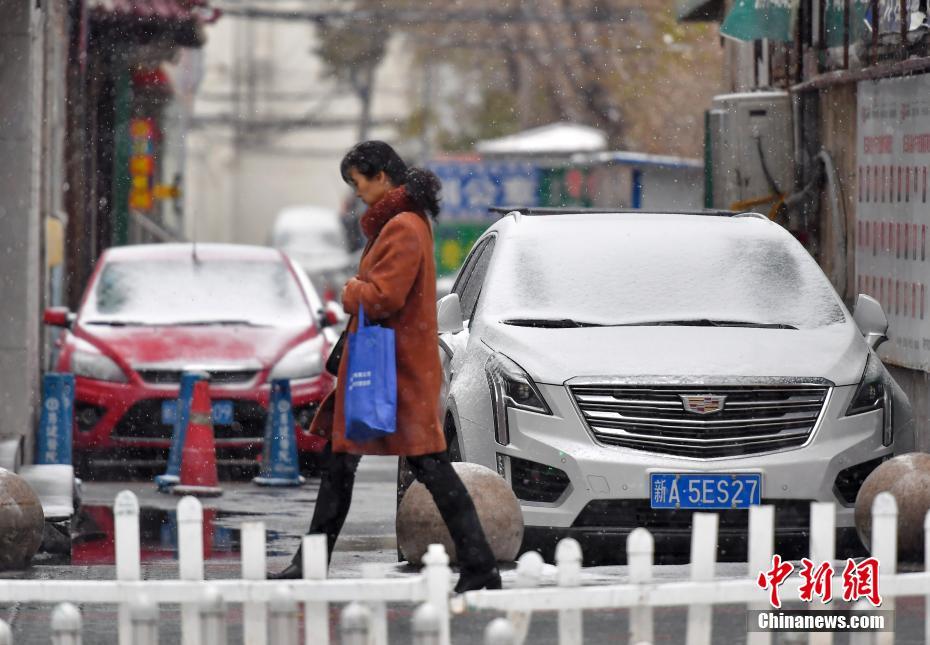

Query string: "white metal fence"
[[0, 490, 928, 644]]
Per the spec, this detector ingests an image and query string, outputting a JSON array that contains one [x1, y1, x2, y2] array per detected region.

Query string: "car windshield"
[[81, 259, 313, 327], [485, 218, 847, 330]]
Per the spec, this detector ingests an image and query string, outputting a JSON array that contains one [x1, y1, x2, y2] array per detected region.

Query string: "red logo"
[[798, 558, 834, 603], [842, 557, 882, 607], [756, 555, 795, 608], [758, 556, 882, 608]]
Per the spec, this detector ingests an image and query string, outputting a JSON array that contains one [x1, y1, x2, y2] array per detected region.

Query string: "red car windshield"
[[81, 259, 314, 328]]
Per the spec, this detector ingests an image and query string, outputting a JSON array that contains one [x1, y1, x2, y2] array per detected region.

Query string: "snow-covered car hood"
[[481, 321, 867, 386], [75, 324, 310, 369]]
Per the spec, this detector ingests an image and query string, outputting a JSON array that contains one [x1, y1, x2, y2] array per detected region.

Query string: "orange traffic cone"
[[172, 381, 222, 497]]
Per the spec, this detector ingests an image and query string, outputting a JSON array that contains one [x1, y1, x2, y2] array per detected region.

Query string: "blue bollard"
[[36, 373, 75, 465], [253, 379, 305, 486], [156, 371, 207, 491]]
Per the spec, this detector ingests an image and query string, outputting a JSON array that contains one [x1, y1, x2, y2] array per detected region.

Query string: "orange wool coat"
[[308, 186, 446, 456]]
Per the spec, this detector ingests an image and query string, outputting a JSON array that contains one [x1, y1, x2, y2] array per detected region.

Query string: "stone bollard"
[[397, 462, 523, 565], [268, 585, 299, 645], [340, 602, 371, 645], [484, 617, 517, 645], [0, 619, 10, 645], [412, 603, 441, 645], [0, 469, 44, 571], [199, 586, 228, 645], [50, 603, 82, 645], [855, 453, 930, 561]]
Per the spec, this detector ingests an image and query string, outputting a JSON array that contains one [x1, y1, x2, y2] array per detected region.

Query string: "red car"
[[44, 243, 337, 476]]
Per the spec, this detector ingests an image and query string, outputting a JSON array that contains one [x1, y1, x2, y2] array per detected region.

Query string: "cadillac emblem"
[[680, 394, 726, 415]]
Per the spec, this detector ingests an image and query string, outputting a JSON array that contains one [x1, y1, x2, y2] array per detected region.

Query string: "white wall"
[[641, 166, 705, 211], [185, 13, 414, 245]]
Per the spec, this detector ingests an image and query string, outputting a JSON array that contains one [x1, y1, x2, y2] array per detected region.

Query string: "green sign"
[[434, 222, 492, 277], [824, 0, 869, 47], [720, 0, 795, 42]]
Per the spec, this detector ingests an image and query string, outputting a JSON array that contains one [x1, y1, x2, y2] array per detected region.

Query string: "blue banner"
[[36, 373, 75, 465], [429, 160, 540, 220]]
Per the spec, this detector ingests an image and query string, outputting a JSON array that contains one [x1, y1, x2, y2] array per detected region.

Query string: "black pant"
[[300, 444, 497, 572]]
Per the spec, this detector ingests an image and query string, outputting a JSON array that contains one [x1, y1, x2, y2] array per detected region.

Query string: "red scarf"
[[360, 186, 420, 240]]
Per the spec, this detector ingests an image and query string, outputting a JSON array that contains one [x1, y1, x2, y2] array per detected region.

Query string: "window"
[[452, 238, 489, 300], [459, 239, 496, 322]]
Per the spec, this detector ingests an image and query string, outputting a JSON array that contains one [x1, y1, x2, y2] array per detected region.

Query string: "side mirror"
[[853, 294, 889, 350], [437, 294, 464, 335], [44, 307, 73, 328], [320, 301, 346, 328]]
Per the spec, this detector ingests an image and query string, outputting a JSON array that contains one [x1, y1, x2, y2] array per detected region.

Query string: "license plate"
[[650, 473, 762, 509], [161, 400, 235, 426]]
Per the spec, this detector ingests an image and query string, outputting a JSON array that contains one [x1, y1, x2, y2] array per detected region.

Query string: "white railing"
[[0, 491, 452, 645], [458, 492, 928, 645], [1, 490, 928, 644]]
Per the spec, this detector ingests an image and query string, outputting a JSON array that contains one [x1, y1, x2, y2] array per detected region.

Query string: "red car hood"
[[76, 324, 311, 369]]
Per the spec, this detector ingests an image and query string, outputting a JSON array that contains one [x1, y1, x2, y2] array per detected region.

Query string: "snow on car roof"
[[102, 243, 285, 263], [485, 211, 847, 330]]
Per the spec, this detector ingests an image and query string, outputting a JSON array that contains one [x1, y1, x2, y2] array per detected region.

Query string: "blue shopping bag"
[[344, 304, 397, 442]]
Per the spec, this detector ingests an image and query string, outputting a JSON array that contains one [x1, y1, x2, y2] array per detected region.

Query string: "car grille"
[[569, 383, 829, 458], [113, 398, 268, 441], [572, 499, 813, 532], [136, 369, 259, 386]]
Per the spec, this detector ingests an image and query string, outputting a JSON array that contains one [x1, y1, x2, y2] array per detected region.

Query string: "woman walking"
[[271, 141, 501, 593]]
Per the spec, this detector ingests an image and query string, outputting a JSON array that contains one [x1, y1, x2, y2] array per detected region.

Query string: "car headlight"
[[486, 352, 551, 445], [270, 336, 325, 381], [845, 354, 892, 446], [70, 338, 127, 383], [846, 354, 885, 416]]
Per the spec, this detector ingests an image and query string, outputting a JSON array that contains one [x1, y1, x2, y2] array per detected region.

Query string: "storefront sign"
[[129, 118, 156, 211], [857, 75, 930, 371], [429, 160, 539, 221]]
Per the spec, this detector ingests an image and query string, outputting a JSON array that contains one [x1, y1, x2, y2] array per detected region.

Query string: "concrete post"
[[412, 603, 441, 645], [484, 618, 516, 645], [51, 603, 82, 645], [198, 586, 227, 645], [0, 0, 43, 461], [267, 585, 298, 645], [340, 602, 371, 645], [129, 596, 159, 645]]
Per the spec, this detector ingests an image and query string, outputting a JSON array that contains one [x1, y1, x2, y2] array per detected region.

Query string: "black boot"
[[454, 566, 502, 593], [268, 560, 303, 580]]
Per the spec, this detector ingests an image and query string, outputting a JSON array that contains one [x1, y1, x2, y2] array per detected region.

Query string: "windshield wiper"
[[82, 320, 148, 327], [617, 319, 798, 330], [502, 318, 602, 328], [169, 320, 267, 327]]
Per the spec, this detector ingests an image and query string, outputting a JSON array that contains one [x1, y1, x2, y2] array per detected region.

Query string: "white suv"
[[423, 209, 915, 563]]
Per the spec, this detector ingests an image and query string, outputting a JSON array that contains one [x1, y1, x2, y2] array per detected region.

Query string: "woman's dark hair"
[[340, 140, 441, 218]]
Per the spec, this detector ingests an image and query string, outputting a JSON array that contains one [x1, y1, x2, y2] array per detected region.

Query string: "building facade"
[[685, 0, 930, 448]]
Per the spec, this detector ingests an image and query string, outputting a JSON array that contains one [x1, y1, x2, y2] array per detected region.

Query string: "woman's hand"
[[341, 277, 363, 307]]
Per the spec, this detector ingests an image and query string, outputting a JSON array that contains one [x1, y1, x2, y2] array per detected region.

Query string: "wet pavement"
[[1, 456, 927, 643]]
